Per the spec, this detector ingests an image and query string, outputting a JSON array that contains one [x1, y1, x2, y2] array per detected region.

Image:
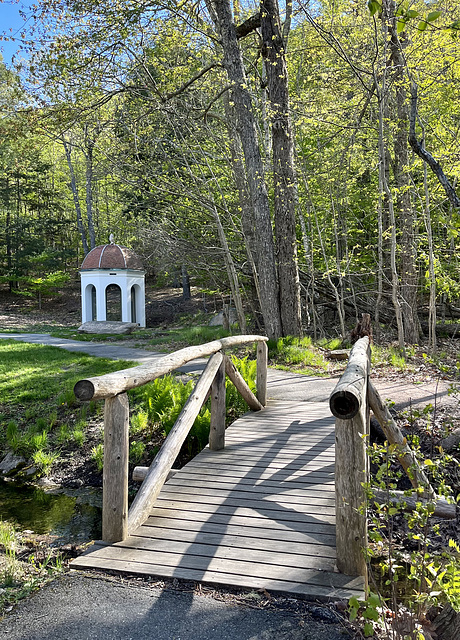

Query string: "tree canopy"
[[2, 0, 460, 343]]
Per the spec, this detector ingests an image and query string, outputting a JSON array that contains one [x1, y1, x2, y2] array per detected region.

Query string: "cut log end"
[[74, 380, 96, 401], [330, 390, 360, 420]]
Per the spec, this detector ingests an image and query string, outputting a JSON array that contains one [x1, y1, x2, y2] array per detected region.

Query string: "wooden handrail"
[[128, 352, 224, 534], [74, 335, 268, 401], [329, 336, 370, 579], [74, 335, 268, 543]]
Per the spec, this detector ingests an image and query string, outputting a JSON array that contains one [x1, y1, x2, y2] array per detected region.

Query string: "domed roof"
[[80, 243, 143, 271]]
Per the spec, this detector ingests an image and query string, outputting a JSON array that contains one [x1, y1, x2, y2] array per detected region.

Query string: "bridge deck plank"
[[71, 401, 365, 599]]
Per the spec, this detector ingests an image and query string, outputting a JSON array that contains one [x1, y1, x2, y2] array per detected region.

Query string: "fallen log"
[[371, 488, 456, 519], [431, 605, 460, 640]]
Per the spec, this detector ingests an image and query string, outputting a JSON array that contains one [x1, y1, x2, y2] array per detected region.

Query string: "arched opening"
[[91, 286, 97, 320], [105, 284, 122, 321], [131, 285, 137, 324], [85, 284, 97, 322]]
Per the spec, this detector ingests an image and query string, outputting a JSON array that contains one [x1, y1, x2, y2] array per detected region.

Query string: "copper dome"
[[80, 244, 143, 271]]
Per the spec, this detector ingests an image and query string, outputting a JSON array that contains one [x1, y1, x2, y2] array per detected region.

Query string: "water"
[[0, 481, 102, 544]]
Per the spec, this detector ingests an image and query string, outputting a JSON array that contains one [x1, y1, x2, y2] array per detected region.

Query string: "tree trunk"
[[62, 137, 90, 255], [223, 93, 262, 314], [210, 204, 247, 333], [376, 8, 405, 352], [387, 4, 419, 343], [260, 0, 302, 336], [181, 264, 191, 300], [84, 125, 97, 250], [209, 0, 282, 339]]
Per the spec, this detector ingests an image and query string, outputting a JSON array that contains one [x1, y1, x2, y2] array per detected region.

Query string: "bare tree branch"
[[235, 13, 261, 39], [409, 82, 460, 210]]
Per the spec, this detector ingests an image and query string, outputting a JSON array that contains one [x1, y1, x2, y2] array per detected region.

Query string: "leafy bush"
[[362, 437, 459, 635], [129, 441, 146, 464]]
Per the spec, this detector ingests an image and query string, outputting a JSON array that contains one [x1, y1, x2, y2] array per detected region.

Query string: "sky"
[[0, 0, 34, 66]]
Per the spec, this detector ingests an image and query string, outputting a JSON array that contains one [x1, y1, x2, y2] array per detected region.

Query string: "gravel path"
[[0, 573, 357, 640]]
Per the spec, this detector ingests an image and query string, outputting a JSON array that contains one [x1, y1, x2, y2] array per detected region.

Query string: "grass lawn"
[[0, 340, 136, 476]]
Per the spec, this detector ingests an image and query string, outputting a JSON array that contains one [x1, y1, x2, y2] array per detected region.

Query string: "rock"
[[64, 478, 84, 488], [0, 452, 27, 476], [78, 321, 139, 335], [208, 308, 238, 327], [440, 427, 460, 452], [326, 350, 350, 361], [308, 605, 341, 623]]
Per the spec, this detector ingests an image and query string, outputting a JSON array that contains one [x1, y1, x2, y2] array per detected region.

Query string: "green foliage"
[[129, 440, 146, 464], [30, 431, 48, 452], [10, 271, 70, 307], [361, 434, 459, 632], [0, 340, 136, 476], [91, 443, 104, 472], [130, 356, 257, 462], [57, 424, 71, 444], [267, 336, 328, 372], [0, 521, 16, 555], [32, 450, 59, 476], [348, 592, 383, 637], [71, 428, 85, 447], [225, 355, 257, 420], [130, 409, 149, 435]]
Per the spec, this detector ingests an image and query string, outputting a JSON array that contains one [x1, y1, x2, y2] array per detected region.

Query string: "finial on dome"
[[109, 233, 115, 244]]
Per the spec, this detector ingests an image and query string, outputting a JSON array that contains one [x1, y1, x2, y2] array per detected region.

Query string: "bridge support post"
[[209, 357, 226, 450], [256, 341, 268, 406], [330, 337, 370, 579], [103, 392, 129, 543]]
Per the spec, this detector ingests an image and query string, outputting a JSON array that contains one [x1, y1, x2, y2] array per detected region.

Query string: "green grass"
[[0, 340, 135, 407], [371, 344, 413, 371], [267, 335, 329, 374], [0, 340, 136, 477], [146, 325, 234, 350]]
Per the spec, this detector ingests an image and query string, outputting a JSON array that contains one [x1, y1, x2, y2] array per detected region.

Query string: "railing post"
[[256, 340, 268, 406], [103, 392, 129, 543], [329, 337, 370, 578], [209, 356, 226, 451]]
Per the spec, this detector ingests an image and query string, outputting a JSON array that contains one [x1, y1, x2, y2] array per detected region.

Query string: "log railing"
[[329, 336, 370, 579], [74, 335, 268, 544], [330, 335, 456, 579]]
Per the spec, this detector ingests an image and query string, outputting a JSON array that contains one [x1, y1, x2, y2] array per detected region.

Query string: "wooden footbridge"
[[71, 335, 370, 599]]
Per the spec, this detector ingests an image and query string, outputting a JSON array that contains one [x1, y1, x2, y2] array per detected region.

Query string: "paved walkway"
[[0, 332, 455, 409], [0, 573, 355, 640]]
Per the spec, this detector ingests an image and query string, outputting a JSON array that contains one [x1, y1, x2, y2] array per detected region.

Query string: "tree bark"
[[209, 0, 283, 339], [386, 5, 419, 343], [260, 0, 302, 336], [83, 125, 97, 250]]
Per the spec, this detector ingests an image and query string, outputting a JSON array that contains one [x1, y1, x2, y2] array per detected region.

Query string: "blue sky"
[[0, 0, 34, 65]]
